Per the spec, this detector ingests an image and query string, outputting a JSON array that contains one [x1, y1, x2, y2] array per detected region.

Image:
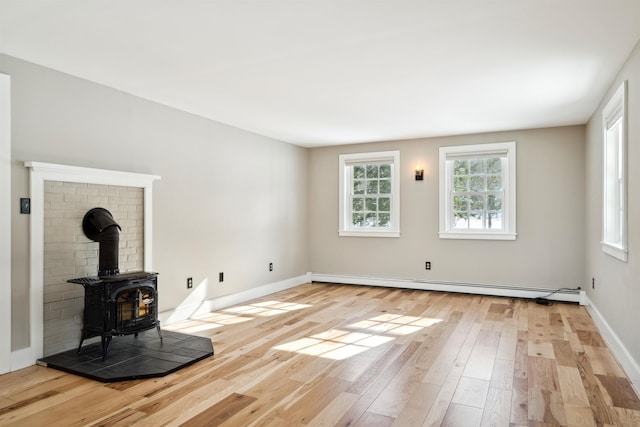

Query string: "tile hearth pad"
[[38, 330, 214, 382]]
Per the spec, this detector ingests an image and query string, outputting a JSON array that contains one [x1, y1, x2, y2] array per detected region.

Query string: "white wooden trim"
[[601, 81, 628, 262], [310, 273, 583, 304], [584, 295, 640, 395], [439, 141, 517, 240], [159, 273, 311, 325], [23, 162, 160, 365], [338, 150, 401, 237], [0, 73, 11, 374]]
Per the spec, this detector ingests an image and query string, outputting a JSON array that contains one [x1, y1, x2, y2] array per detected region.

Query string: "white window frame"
[[601, 81, 627, 262], [439, 142, 517, 240], [339, 151, 400, 237]]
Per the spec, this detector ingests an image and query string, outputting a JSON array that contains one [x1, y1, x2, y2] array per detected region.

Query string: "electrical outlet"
[[269, 262, 273, 272], [187, 277, 193, 289], [219, 272, 224, 282], [425, 261, 431, 270], [592, 277, 595, 289]]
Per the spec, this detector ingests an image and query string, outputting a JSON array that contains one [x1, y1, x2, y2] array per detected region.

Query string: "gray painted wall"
[[585, 40, 640, 366], [308, 126, 586, 289], [2, 53, 309, 350]]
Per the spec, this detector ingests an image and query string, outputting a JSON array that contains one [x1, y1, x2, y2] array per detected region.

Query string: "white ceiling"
[[1, 1, 639, 147]]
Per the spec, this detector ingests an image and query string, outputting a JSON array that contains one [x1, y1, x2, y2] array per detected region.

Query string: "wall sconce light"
[[415, 167, 424, 181]]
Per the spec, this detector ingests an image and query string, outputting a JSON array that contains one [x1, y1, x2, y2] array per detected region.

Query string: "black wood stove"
[[68, 208, 162, 361]]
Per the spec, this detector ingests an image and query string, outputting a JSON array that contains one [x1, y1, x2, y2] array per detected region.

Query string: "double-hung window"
[[439, 142, 516, 240], [339, 151, 400, 237], [602, 81, 627, 262]]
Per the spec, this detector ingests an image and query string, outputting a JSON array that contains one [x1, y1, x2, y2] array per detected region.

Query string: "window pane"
[[379, 197, 390, 212], [352, 197, 364, 212], [488, 194, 502, 211], [454, 176, 468, 192], [487, 175, 502, 191], [365, 212, 377, 226], [366, 180, 379, 194], [365, 198, 377, 211], [470, 159, 484, 174], [487, 211, 502, 230], [379, 164, 391, 178], [378, 213, 390, 227], [352, 213, 364, 227], [366, 165, 378, 178], [379, 179, 391, 194], [469, 210, 484, 229], [470, 195, 484, 211], [353, 165, 365, 179], [453, 160, 468, 175], [469, 176, 485, 192], [353, 180, 365, 194], [486, 158, 502, 174], [453, 213, 469, 229], [453, 195, 469, 212]]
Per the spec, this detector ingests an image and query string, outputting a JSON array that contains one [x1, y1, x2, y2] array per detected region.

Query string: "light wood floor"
[[1, 283, 639, 426]]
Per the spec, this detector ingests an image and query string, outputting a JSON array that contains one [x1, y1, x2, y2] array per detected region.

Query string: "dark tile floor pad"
[[38, 330, 214, 382]]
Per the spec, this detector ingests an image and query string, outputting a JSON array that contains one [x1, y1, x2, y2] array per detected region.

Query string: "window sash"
[[348, 162, 394, 230], [601, 81, 627, 261]]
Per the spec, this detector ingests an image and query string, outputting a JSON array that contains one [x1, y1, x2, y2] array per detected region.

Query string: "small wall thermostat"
[[20, 198, 31, 214]]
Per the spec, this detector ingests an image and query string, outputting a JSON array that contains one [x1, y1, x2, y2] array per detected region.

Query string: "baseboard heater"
[[310, 273, 584, 305]]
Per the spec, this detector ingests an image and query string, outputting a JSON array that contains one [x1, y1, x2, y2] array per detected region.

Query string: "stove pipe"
[[82, 208, 122, 276]]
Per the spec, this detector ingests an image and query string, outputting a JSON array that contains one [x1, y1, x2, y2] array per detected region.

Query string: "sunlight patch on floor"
[[272, 315, 443, 360], [222, 300, 312, 317], [166, 300, 312, 333]]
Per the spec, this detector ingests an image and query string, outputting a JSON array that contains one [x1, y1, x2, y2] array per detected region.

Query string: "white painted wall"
[[585, 39, 640, 385], [308, 126, 586, 290], [1, 53, 309, 353]]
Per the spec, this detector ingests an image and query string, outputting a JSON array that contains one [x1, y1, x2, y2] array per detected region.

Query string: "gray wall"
[[2, 53, 309, 350], [585, 40, 640, 365], [308, 126, 586, 289]]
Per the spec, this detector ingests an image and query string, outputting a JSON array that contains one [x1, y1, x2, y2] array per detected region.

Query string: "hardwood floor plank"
[[451, 376, 490, 408], [441, 403, 483, 427], [595, 374, 640, 411], [480, 387, 512, 427], [179, 393, 257, 427], [556, 366, 590, 407], [490, 357, 514, 391], [391, 382, 440, 427], [279, 376, 351, 424]]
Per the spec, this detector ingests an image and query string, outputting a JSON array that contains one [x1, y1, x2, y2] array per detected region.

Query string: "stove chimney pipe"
[[82, 208, 121, 276]]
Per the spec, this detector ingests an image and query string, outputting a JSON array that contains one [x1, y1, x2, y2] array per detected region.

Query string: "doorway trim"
[[0, 73, 11, 374]]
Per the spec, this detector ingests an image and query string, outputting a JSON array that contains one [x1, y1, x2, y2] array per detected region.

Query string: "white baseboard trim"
[[160, 273, 311, 325], [584, 295, 640, 394], [310, 273, 584, 304], [10, 346, 35, 372]]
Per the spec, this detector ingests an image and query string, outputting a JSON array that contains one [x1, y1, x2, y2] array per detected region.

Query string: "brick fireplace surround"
[[43, 181, 144, 355]]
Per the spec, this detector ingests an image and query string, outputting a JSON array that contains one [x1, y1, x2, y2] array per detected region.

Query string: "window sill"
[[439, 231, 517, 241], [339, 230, 400, 238], [601, 242, 628, 262]]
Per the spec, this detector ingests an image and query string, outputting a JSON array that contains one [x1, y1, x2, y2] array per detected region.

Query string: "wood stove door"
[[114, 285, 158, 333]]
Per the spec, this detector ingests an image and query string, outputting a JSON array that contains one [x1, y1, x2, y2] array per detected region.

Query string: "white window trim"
[[339, 151, 400, 237], [439, 142, 517, 240], [601, 81, 628, 262]]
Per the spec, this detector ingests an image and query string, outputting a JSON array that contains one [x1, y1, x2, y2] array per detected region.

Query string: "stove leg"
[[157, 323, 163, 343], [77, 331, 88, 355], [101, 335, 112, 361]]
